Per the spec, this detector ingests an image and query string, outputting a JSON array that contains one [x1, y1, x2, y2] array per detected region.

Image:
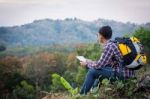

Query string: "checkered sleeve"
[[86, 44, 114, 69]]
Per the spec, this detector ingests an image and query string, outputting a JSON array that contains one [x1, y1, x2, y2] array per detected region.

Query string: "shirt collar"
[[103, 40, 111, 47]]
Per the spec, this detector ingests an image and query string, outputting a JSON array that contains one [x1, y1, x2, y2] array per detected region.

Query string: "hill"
[[0, 18, 144, 48]]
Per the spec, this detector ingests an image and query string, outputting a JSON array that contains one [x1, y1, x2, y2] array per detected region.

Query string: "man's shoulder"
[[106, 41, 117, 48], [104, 41, 119, 52]]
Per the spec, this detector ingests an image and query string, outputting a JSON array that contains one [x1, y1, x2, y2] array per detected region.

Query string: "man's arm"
[[86, 44, 114, 69]]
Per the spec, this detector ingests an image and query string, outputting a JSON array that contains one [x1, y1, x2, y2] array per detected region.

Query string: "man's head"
[[98, 26, 112, 43]]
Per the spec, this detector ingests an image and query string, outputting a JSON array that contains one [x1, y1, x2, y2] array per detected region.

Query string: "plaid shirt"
[[86, 40, 135, 78]]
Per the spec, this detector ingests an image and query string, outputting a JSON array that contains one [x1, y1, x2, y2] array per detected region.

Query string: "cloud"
[[0, 0, 69, 5], [0, 0, 150, 26]]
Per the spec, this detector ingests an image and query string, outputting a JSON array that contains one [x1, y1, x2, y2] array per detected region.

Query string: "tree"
[[13, 80, 36, 99], [66, 52, 77, 71], [0, 56, 23, 98], [24, 52, 66, 92], [0, 45, 6, 52]]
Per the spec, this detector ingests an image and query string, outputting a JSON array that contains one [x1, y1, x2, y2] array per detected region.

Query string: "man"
[[80, 26, 135, 95]]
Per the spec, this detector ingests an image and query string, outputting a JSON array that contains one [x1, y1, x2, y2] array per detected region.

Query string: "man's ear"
[[100, 34, 104, 43]]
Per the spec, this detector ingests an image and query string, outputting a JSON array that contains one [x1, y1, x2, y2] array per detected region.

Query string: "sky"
[[0, 0, 150, 26]]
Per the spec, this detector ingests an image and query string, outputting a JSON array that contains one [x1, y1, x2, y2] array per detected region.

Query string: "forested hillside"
[[0, 18, 141, 47]]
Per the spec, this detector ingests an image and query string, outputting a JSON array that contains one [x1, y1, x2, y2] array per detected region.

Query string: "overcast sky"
[[0, 0, 150, 26]]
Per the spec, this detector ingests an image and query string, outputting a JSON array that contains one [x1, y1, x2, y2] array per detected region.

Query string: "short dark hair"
[[99, 26, 112, 39]]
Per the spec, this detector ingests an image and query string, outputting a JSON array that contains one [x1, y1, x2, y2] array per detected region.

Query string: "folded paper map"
[[76, 56, 87, 62]]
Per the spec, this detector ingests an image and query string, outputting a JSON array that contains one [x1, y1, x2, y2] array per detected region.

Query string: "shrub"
[[13, 80, 36, 99], [50, 73, 65, 92]]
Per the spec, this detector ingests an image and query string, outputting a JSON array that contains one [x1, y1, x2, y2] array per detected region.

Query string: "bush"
[[13, 80, 36, 99], [50, 74, 65, 92]]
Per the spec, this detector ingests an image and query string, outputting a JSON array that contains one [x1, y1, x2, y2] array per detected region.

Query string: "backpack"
[[114, 37, 147, 70]]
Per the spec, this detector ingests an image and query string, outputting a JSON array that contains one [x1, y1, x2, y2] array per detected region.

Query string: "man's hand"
[[86, 59, 92, 63], [80, 61, 87, 67]]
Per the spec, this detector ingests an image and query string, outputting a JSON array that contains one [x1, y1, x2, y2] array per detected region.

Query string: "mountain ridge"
[[0, 18, 149, 47]]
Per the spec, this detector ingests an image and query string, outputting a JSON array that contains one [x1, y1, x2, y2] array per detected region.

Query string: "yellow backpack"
[[114, 37, 147, 70]]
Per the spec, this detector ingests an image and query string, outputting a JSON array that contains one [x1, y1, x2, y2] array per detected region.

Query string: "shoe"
[[75, 93, 85, 99]]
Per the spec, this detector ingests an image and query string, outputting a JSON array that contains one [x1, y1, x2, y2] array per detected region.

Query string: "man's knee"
[[87, 68, 98, 77]]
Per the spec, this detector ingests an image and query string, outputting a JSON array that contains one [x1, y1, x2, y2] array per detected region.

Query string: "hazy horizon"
[[0, 0, 150, 26]]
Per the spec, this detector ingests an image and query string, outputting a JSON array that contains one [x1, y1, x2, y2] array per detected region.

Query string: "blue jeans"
[[80, 66, 124, 94]]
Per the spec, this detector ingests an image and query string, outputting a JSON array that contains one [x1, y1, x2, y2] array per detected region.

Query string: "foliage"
[[51, 73, 78, 99], [60, 77, 78, 97], [63, 70, 77, 88], [76, 43, 102, 60], [50, 73, 65, 92], [101, 78, 110, 86], [75, 66, 87, 86], [93, 78, 139, 99], [0, 45, 75, 57], [66, 52, 77, 71], [25, 52, 66, 90], [0, 56, 24, 98], [13, 80, 36, 99]]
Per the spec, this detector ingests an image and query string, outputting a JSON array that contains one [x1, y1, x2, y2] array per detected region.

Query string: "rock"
[[136, 74, 150, 92]]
